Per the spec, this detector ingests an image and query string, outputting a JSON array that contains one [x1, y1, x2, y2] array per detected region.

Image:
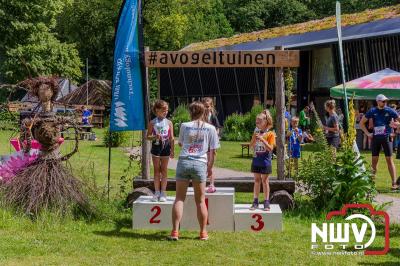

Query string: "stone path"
[[374, 194, 400, 224], [167, 158, 251, 178]]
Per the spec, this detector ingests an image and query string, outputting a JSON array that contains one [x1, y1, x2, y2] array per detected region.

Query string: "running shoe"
[[152, 191, 160, 202], [159, 192, 167, 202], [168, 230, 179, 241]]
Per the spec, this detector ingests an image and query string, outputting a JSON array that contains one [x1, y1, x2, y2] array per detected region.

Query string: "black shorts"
[[327, 136, 340, 149], [372, 137, 392, 157], [151, 141, 171, 157], [251, 164, 272, 174]]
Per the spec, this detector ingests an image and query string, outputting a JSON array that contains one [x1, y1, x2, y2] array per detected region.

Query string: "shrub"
[[298, 99, 375, 211], [0, 110, 18, 130], [170, 104, 190, 136], [103, 128, 128, 147], [328, 150, 376, 210], [222, 105, 277, 141], [245, 104, 264, 133], [297, 147, 336, 209], [222, 112, 252, 141]]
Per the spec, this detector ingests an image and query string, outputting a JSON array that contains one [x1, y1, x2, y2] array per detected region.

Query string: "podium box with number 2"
[[132, 196, 174, 230], [132, 187, 282, 232]]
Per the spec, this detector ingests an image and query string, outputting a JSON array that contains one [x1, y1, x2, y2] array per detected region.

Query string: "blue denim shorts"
[[176, 158, 207, 183]]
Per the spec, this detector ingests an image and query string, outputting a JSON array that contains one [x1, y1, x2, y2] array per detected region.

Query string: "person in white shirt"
[[169, 101, 220, 241]]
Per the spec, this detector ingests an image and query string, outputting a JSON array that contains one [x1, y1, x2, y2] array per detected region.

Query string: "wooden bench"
[[240, 143, 250, 157]]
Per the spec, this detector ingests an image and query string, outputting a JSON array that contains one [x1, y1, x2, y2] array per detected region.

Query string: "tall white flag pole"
[[336, 1, 349, 124]]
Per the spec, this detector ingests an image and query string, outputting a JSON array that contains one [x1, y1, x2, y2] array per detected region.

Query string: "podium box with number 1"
[[180, 187, 235, 231]]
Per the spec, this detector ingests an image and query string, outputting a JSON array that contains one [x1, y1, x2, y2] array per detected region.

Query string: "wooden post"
[[264, 68, 268, 107], [142, 47, 151, 180], [157, 68, 161, 99], [275, 46, 285, 180]]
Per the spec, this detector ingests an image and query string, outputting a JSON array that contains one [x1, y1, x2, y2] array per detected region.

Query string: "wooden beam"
[[264, 68, 268, 107], [145, 50, 300, 68], [275, 46, 285, 180]]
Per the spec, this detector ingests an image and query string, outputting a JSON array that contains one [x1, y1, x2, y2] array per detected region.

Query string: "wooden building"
[[159, 5, 400, 122]]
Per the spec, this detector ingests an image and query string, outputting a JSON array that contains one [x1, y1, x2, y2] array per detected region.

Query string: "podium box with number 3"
[[180, 187, 235, 231], [132, 196, 174, 230], [234, 204, 282, 232]]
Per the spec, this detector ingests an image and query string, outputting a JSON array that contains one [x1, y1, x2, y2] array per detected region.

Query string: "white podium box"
[[181, 187, 235, 231], [132, 196, 174, 230], [234, 204, 283, 232]]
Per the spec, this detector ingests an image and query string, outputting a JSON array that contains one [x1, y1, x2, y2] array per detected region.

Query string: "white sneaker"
[[159, 192, 167, 202], [152, 191, 160, 202]]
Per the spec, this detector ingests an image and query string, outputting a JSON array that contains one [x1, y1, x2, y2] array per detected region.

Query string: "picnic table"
[[61, 125, 95, 141], [240, 143, 250, 157]]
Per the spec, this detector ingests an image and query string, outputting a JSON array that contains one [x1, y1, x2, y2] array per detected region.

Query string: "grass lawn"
[[173, 140, 400, 197], [1, 128, 400, 265]]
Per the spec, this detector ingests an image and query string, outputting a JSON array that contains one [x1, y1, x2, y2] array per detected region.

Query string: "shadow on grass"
[[93, 217, 195, 241], [228, 155, 253, 160]]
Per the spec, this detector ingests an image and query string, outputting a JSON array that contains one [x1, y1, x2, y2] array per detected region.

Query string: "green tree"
[[0, 0, 83, 83], [301, 0, 400, 19], [144, 0, 233, 51], [223, 0, 315, 33], [57, 0, 121, 80]]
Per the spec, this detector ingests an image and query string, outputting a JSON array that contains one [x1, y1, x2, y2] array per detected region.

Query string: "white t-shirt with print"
[[178, 121, 220, 163]]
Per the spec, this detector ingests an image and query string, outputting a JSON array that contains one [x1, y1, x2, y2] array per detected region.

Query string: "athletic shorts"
[[327, 136, 340, 149], [176, 158, 207, 183], [251, 163, 272, 174], [290, 147, 301, 158], [372, 137, 393, 157], [151, 141, 171, 157]]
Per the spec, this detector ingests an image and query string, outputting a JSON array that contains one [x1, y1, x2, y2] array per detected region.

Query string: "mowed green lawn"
[[1, 129, 400, 265]]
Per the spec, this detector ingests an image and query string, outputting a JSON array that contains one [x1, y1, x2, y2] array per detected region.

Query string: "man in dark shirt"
[[360, 94, 400, 190]]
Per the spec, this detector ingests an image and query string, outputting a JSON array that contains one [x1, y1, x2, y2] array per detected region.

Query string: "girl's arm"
[[249, 133, 257, 148], [297, 131, 303, 142], [169, 120, 175, 157], [146, 121, 155, 140], [260, 138, 274, 152], [324, 123, 339, 132], [259, 133, 274, 152]]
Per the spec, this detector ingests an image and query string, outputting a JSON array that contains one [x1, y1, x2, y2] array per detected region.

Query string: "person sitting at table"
[[82, 106, 93, 125]]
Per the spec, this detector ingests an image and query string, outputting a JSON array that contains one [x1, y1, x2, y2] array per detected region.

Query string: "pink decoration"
[[0, 151, 39, 183]]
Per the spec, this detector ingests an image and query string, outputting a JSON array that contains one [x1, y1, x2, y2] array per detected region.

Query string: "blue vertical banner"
[[110, 0, 146, 131]]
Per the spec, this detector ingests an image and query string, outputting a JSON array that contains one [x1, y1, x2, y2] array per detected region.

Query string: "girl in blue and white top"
[[146, 100, 174, 202]]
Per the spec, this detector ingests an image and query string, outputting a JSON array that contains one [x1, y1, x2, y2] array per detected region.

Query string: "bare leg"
[[253, 173, 261, 199], [385, 156, 397, 185], [371, 156, 379, 178], [294, 158, 299, 175], [152, 156, 161, 192], [192, 180, 208, 233], [261, 175, 270, 200], [207, 151, 216, 187], [171, 180, 189, 232], [160, 157, 169, 192]]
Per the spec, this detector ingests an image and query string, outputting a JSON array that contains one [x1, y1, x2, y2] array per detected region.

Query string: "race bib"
[[373, 126, 386, 136], [254, 140, 266, 154], [156, 126, 169, 137], [187, 143, 203, 154]]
